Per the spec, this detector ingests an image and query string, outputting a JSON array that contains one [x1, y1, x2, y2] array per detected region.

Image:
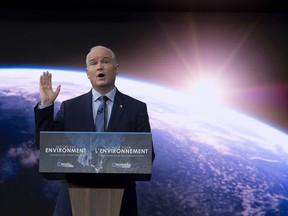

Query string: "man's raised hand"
[[39, 71, 61, 106]]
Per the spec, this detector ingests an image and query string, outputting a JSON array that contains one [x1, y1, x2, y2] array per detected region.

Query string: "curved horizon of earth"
[[1, 68, 288, 215]]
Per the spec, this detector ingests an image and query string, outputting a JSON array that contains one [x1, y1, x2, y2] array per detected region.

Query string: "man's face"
[[86, 47, 119, 93]]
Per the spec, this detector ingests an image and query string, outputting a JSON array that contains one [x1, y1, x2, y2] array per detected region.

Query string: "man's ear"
[[115, 64, 120, 75], [85, 68, 89, 78]]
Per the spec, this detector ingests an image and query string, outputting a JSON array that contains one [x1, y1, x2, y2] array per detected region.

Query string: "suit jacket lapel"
[[107, 90, 126, 132], [82, 90, 95, 131]]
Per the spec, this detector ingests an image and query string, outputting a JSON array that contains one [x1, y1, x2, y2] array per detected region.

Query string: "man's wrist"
[[38, 102, 53, 109]]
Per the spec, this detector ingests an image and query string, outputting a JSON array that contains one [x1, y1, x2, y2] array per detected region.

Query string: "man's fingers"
[[44, 71, 51, 86], [40, 71, 52, 87], [48, 72, 52, 86], [55, 85, 61, 96]]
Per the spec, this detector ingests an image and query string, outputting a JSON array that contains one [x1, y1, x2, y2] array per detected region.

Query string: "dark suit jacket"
[[34, 88, 154, 216]]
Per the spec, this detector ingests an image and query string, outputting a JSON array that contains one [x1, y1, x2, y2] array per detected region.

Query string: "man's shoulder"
[[116, 90, 146, 105], [63, 91, 91, 104]]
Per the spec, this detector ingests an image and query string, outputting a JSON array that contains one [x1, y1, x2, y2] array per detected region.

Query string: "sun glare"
[[188, 77, 225, 107]]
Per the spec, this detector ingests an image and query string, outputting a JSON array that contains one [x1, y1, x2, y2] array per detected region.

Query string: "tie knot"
[[99, 95, 108, 102]]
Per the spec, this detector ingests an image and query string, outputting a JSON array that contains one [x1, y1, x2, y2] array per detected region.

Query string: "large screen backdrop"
[[1, 12, 288, 216]]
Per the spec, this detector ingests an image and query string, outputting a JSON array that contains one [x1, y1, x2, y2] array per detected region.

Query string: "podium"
[[67, 180, 124, 216], [39, 131, 152, 216]]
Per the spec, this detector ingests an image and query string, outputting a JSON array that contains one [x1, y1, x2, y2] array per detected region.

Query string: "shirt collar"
[[92, 87, 116, 102]]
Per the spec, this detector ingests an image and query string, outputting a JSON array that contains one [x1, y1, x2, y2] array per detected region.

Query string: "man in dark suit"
[[34, 45, 155, 216]]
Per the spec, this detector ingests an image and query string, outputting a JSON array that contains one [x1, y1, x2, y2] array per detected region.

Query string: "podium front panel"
[[39, 132, 152, 177]]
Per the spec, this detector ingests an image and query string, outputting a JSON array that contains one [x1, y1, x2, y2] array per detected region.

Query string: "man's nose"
[[96, 62, 103, 70]]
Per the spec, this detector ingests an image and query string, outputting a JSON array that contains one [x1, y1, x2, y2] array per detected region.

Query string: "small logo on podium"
[[57, 162, 74, 168], [112, 162, 131, 169]]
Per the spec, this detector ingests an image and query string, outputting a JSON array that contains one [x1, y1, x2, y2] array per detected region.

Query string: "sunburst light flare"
[[187, 76, 226, 108]]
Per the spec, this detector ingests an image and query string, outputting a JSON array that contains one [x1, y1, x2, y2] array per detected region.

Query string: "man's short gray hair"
[[86, 45, 117, 66]]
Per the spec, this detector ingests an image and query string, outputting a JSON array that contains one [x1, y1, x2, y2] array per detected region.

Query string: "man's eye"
[[102, 58, 111, 64]]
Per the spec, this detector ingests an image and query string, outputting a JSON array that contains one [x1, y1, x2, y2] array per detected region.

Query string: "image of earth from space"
[[1, 68, 288, 216]]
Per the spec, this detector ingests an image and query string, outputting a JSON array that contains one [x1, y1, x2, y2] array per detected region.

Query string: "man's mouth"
[[97, 73, 105, 78]]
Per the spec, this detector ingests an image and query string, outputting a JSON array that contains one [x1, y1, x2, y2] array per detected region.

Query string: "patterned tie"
[[95, 95, 108, 132]]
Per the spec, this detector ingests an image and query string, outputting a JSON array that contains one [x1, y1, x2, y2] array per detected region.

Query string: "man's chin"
[[95, 80, 108, 86], [93, 83, 114, 93]]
